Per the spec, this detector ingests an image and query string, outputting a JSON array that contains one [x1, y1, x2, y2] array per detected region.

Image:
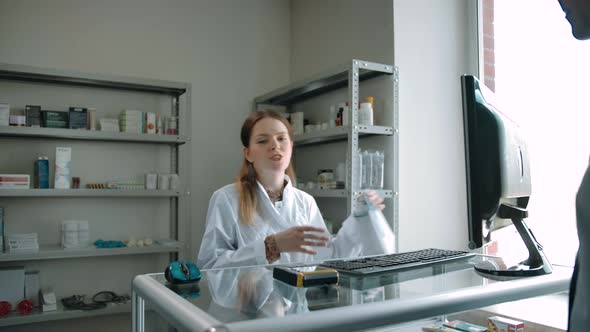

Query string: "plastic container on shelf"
[[166, 116, 178, 135], [61, 220, 90, 249], [361, 150, 373, 189], [371, 151, 384, 189], [317, 169, 334, 189], [343, 102, 350, 126], [329, 106, 337, 128], [358, 97, 374, 126], [349, 150, 363, 190]]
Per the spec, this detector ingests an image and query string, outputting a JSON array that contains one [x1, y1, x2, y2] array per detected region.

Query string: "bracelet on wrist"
[[264, 235, 280, 263]]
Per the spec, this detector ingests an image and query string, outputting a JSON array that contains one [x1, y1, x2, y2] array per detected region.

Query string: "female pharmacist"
[[197, 110, 385, 269]]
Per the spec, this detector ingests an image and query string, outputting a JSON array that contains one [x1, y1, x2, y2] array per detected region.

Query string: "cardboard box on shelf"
[[488, 316, 525, 332], [0, 266, 25, 308]]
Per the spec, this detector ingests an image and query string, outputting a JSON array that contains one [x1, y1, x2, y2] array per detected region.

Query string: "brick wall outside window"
[[483, 0, 495, 92]]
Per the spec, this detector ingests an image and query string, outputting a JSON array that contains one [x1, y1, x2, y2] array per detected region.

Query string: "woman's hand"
[[366, 191, 385, 211], [273, 226, 329, 255]]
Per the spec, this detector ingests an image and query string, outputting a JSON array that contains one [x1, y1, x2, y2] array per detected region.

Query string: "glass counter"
[[132, 255, 572, 332]]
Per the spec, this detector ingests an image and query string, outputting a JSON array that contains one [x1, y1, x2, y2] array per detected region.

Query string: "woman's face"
[[244, 117, 293, 176]]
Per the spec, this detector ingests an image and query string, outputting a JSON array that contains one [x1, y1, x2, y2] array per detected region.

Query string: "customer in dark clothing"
[[557, 1, 590, 331]]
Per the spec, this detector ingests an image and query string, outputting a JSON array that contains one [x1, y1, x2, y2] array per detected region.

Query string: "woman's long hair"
[[237, 110, 296, 225]]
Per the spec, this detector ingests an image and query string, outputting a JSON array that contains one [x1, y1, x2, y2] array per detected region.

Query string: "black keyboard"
[[320, 248, 475, 275]]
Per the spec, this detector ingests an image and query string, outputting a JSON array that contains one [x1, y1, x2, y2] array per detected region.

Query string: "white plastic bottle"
[[361, 150, 372, 189], [371, 151, 384, 189], [349, 149, 363, 190], [329, 105, 337, 128], [358, 101, 373, 126], [342, 102, 350, 126]]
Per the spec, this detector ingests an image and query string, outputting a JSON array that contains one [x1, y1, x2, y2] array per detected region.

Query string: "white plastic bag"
[[349, 195, 395, 255]]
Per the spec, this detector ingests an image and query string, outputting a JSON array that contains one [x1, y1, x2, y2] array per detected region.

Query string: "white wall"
[[393, 0, 478, 251], [290, 0, 394, 80], [0, 1, 290, 331]]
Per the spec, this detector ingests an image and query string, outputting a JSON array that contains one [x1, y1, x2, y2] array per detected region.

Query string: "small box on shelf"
[[25, 105, 41, 127], [68, 107, 88, 129], [0, 175, 30, 189], [99, 118, 119, 132], [0, 266, 25, 308], [54, 147, 72, 189], [145, 112, 156, 134], [488, 316, 525, 332], [0, 104, 9, 126], [34, 157, 49, 189], [24, 271, 40, 307], [41, 110, 68, 129], [0, 207, 4, 253], [9, 115, 25, 127]]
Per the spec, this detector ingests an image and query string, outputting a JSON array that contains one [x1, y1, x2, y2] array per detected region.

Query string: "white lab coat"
[[205, 267, 306, 320], [197, 176, 365, 269]]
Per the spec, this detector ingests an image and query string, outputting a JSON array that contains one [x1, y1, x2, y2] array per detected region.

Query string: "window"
[[481, 0, 590, 266]]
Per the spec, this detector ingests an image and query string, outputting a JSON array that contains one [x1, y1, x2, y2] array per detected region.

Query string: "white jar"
[[358, 102, 373, 126], [158, 174, 170, 190], [342, 103, 350, 126], [329, 106, 337, 128]]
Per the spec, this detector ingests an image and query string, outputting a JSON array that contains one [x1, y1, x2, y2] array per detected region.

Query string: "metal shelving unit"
[[0, 62, 191, 327], [254, 59, 399, 216]]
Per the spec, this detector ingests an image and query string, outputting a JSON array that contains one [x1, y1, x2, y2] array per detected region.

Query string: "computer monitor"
[[460, 75, 552, 278]]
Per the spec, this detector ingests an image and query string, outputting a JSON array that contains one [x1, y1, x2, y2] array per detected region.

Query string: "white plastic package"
[[338, 195, 395, 256]]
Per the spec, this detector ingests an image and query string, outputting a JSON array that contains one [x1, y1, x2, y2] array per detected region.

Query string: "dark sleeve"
[[568, 253, 579, 332]]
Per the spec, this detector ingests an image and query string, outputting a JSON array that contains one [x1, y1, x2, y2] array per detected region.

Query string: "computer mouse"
[[165, 261, 202, 284]]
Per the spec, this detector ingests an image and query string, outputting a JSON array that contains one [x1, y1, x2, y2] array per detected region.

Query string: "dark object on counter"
[[273, 266, 338, 287]]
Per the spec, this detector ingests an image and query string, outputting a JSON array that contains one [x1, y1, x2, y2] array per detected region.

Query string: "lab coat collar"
[[255, 174, 293, 201], [255, 175, 294, 227]]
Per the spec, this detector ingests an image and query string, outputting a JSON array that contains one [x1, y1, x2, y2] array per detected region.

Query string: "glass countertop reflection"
[[146, 255, 569, 324]]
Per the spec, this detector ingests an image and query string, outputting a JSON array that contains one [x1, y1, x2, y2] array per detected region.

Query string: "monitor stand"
[[474, 203, 553, 278]]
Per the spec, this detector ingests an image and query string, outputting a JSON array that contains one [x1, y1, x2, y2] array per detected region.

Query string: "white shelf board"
[[302, 189, 348, 197], [0, 243, 183, 262], [254, 59, 393, 106], [294, 125, 393, 147], [357, 125, 395, 136], [0, 62, 188, 95], [355, 189, 394, 198], [0, 189, 181, 197], [0, 301, 131, 327], [0, 126, 187, 144], [302, 189, 394, 198]]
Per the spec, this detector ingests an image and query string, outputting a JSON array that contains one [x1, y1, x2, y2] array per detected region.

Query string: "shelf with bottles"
[[293, 124, 393, 147], [301, 188, 393, 199], [254, 60, 393, 106], [0, 189, 182, 197], [0, 62, 189, 143], [0, 300, 131, 327], [0, 126, 187, 144], [0, 242, 182, 263]]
